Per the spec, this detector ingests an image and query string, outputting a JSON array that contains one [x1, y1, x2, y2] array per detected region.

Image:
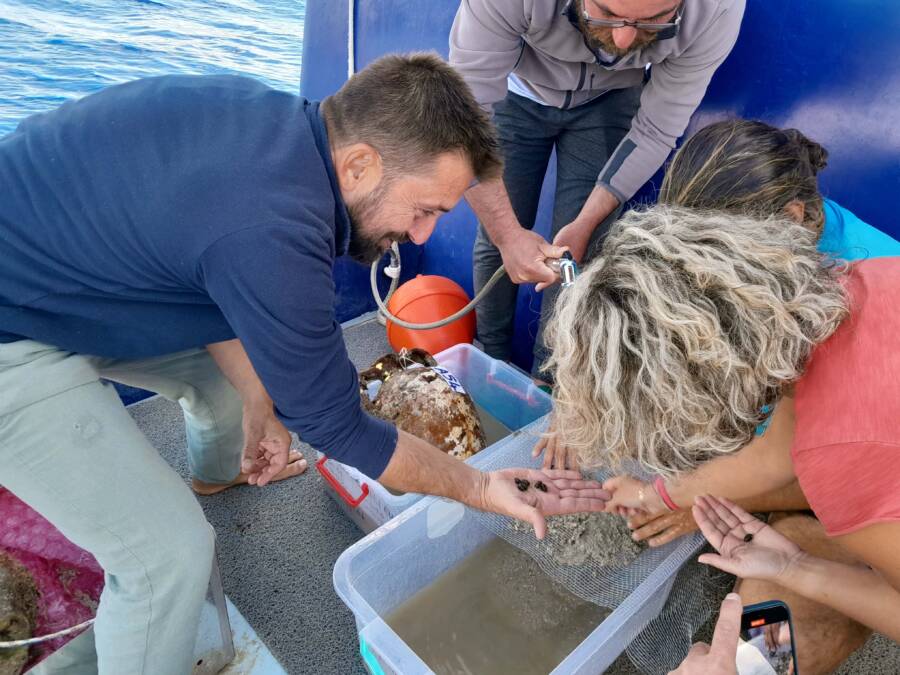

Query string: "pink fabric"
[[0, 488, 103, 668], [792, 258, 900, 536]]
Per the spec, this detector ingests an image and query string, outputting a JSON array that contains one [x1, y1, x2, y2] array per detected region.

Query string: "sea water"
[[0, 0, 306, 135], [385, 537, 609, 674]]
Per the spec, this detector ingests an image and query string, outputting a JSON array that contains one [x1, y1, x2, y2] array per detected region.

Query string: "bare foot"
[[191, 451, 308, 496]]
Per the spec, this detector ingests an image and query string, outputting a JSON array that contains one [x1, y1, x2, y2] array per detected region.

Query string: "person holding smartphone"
[[673, 595, 799, 675], [544, 205, 900, 672]]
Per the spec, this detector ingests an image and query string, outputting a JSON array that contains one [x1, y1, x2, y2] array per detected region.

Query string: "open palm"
[[483, 468, 611, 539], [693, 495, 803, 582]]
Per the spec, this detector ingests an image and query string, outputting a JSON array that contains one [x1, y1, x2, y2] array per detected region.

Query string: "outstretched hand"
[[693, 495, 803, 581], [480, 468, 611, 539]]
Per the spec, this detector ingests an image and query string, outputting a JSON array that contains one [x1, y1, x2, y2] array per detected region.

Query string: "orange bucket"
[[386, 275, 476, 354]]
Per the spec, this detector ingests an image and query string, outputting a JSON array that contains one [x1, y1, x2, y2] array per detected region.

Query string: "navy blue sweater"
[[0, 75, 397, 478]]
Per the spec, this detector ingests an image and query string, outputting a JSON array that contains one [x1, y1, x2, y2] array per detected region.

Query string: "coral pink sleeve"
[[793, 442, 900, 536]]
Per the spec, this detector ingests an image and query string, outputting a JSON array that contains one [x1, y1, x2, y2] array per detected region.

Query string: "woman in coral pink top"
[[548, 206, 900, 673]]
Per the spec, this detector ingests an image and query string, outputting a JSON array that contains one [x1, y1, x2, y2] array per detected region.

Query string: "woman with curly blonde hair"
[[545, 206, 900, 672], [534, 119, 900, 474]]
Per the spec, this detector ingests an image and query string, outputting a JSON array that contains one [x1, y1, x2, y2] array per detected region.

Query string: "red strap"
[[653, 476, 678, 512]]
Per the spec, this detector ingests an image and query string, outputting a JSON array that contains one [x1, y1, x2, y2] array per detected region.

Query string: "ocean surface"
[[0, 0, 305, 135]]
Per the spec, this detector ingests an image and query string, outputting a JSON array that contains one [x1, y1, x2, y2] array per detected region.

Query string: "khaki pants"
[[0, 340, 242, 674]]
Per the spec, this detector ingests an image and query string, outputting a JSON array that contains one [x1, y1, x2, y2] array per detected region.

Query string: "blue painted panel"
[[301, 0, 900, 366], [355, 0, 459, 61], [677, 0, 900, 239], [299, 1, 350, 100]]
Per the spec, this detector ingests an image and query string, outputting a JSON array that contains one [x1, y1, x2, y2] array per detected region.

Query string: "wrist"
[[652, 477, 678, 512], [575, 185, 619, 228], [637, 481, 664, 512], [454, 465, 489, 510], [777, 550, 817, 587], [569, 217, 598, 234], [491, 221, 523, 250], [242, 392, 273, 414], [468, 469, 491, 511]]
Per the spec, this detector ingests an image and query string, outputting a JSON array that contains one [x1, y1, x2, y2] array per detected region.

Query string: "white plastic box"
[[316, 343, 552, 532], [332, 430, 705, 675]]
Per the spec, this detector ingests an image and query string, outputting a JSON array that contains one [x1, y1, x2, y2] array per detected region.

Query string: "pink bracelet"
[[653, 477, 678, 512]]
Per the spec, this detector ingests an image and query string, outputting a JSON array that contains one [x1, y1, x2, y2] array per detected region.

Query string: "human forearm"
[[736, 480, 809, 513], [782, 553, 900, 640], [570, 185, 619, 233], [206, 338, 270, 407], [693, 496, 900, 641], [665, 401, 798, 508], [551, 186, 620, 263], [465, 178, 565, 285], [664, 453, 796, 510], [378, 429, 486, 507], [379, 430, 613, 539], [465, 177, 521, 247]]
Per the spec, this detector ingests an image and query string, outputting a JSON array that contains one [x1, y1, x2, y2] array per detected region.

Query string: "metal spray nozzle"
[[548, 251, 578, 288]]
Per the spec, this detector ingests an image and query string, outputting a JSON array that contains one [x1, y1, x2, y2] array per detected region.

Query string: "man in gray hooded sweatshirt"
[[451, 0, 744, 373]]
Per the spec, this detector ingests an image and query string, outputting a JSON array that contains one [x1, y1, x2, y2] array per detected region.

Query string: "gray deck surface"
[[130, 316, 897, 675]]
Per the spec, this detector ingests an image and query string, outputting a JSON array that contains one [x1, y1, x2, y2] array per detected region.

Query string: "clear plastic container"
[[333, 474, 704, 675], [316, 344, 552, 532]]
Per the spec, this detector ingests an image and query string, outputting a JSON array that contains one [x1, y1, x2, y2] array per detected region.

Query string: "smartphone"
[[735, 600, 799, 675]]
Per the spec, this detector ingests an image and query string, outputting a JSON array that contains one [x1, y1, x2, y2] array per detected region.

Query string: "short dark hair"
[[660, 119, 829, 232], [322, 52, 501, 182]]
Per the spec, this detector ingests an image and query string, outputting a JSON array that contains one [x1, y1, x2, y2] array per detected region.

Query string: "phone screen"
[[737, 602, 797, 675]]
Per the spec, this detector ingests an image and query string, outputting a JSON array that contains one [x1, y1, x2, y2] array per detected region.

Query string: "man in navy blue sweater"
[[0, 54, 610, 672]]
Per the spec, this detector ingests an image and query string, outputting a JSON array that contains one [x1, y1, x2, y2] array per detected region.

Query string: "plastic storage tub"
[[333, 489, 704, 672], [316, 343, 552, 532]]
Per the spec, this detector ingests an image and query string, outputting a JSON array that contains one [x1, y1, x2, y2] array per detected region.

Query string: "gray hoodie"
[[450, 0, 745, 202]]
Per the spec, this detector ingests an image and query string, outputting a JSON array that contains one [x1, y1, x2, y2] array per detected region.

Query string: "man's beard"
[[576, 1, 659, 57], [346, 183, 409, 264]]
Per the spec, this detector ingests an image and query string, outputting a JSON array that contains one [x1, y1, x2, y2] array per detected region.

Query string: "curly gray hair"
[[544, 206, 848, 477]]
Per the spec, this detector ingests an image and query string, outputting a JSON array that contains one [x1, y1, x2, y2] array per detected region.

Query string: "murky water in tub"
[[473, 403, 512, 448], [385, 538, 609, 674]]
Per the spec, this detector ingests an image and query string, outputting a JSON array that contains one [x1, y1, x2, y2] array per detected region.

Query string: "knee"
[[184, 372, 242, 425], [143, 516, 216, 592], [793, 615, 871, 674], [770, 512, 819, 533], [170, 520, 216, 585], [770, 513, 857, 563]]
